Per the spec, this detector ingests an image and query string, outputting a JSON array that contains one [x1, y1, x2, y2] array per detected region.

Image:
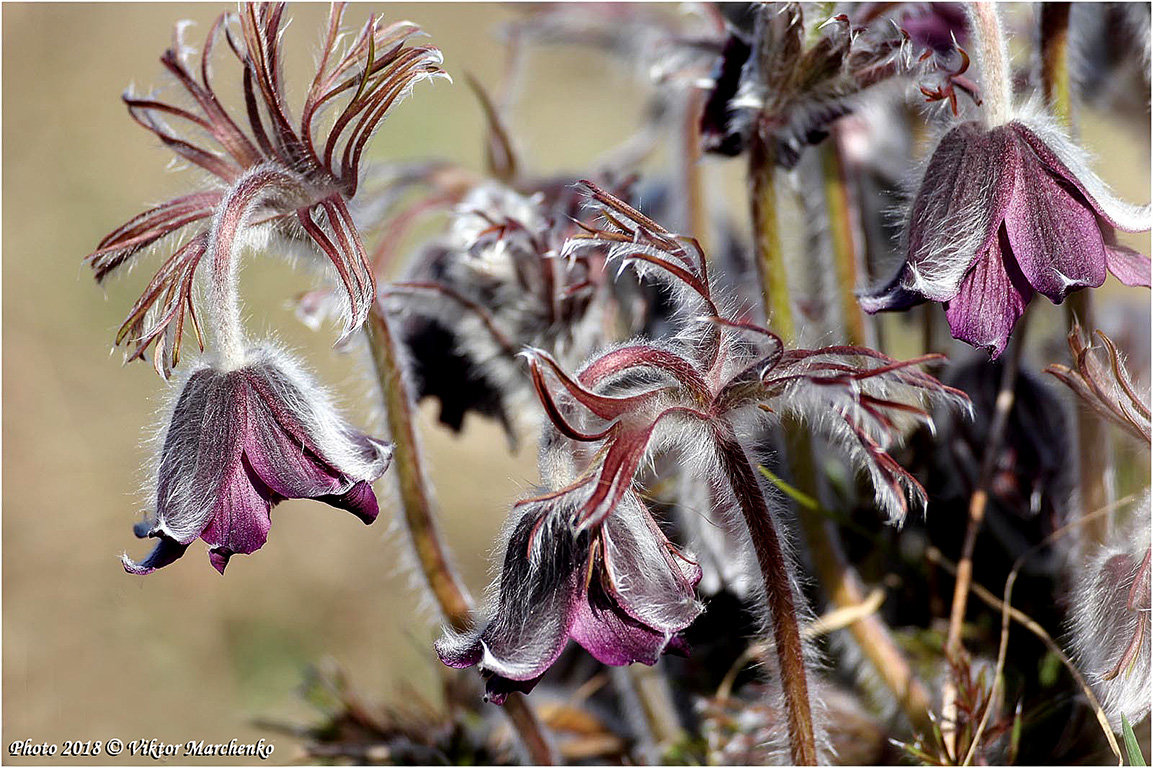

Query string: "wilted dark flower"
[[437, 489, 702, 703], [862, 106, 1151, 358], [125, 346, 392, 575], [388, 179, 626, 441], [85, 3, 446, 376], [1069, 508, 1152, 731], [700, 4, 914, 167]]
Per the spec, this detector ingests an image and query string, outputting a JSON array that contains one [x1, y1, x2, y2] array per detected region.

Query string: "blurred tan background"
[[3, 3, 1149, 766]]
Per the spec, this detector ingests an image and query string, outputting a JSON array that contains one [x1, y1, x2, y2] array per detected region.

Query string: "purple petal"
[[1003, 153, 1107, 302], [122, 537, 190, 575], [439, 506, 585, 685], [483, 674, 545, 706], [1106, 244, 1152, 287], [197, 457, 275, 573], [904, 122, 1020, 301], [1012, 122, 1151, 234], [154, 369, 245, 544], [944, 231, 1034, 358], [435, 633, 485, 669], [569, 576, 674, 667], [317, 481, 380, 525], [859, 263, 929, 313], [245, 391, 346, 497], [600, 496, 702, 633]]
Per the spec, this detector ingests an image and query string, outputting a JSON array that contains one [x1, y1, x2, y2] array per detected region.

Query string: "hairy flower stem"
[[967, 3, 1012, 127], [366, 306, 473, 629], [756, 136, 931, 732], [941, 314, 1029, 756], [1040, 3, 1075, 129], [364, 306, 557, 766], [715, 426, 816, 765], [785, 420, 934, 733], [206, 168, 296, 370], [1040, 3, 1114, 548], [749, 136, 795, 338], [820, 136, 873, 348]]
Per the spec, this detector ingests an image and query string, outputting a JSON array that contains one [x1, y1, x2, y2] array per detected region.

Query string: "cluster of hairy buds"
[[390, 178, 631, 441], [699, 3, 924, 166], [437, 182, 968, 702], [86, 3, 447, 573]]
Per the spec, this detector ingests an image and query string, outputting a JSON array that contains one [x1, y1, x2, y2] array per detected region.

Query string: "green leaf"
[[758, 465, 821, 511], [1123, 714, 1147, 767], [1038, 650, 1062, 688]]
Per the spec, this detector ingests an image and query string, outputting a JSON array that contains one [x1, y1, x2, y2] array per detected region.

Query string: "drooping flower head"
[[437, 182, 968, 700], [86, 3, 441, 572], [437, 485, 702, 703], [125, 345, 392, 575], [85, 3, 446, 377], [862, 6, 1151, 358]]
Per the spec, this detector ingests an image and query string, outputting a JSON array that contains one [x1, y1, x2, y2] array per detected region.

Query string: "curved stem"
[[715, 425, 817, 765], [364, 306, 557, 765], [205, 167, 297, 369]]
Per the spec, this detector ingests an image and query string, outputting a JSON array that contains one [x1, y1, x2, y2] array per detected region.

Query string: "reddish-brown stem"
[[714, 425, 816, 765], [786, 420, 934, 733], [364, 306, 557, 765]]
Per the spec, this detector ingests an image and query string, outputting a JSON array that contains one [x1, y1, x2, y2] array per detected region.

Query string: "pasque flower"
[[861, 6, 1151, 358], [437, 183, 966, 762], [389, 180, 614, 442], [125, 347, 392, 575], [86, 4, 440, 573], [437, 486, 702, 703], [85, 3, 446, 377]]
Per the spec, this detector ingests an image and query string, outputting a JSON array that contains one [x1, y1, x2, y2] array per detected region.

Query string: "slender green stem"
[[715, 425, 817, 765], [820, 137, 871, 348], [750, 135, 795, 338], [757, 129, 931, 733], [364, 306, 557, 765]]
